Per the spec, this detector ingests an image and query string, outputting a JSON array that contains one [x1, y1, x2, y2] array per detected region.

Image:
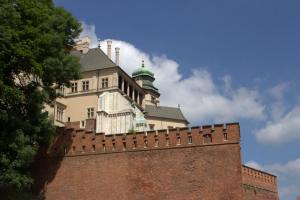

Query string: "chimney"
[[115, 47, 120, 66], [74, 36, 91, 54], [98, 39, 101, 48], [107, 40, 112, 59]]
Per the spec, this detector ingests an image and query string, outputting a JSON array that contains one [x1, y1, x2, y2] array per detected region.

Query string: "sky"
[[55, 1, 300, 199]]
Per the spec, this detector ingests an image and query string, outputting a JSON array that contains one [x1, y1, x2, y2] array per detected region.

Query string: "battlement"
[[49, 122, 240, 156], [242, 165, 277, 193]]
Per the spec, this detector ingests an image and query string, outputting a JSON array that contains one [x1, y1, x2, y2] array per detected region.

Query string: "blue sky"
[[55, 1, 300, 199]]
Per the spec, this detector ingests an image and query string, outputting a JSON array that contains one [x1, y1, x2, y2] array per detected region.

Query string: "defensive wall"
[[32, 121, 279, 200]]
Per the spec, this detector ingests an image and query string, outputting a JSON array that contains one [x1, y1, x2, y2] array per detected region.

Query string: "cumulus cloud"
[[79, 21, 98, 48], [255, 106, 300, 144], [101, 39, 266, 124], [245, 159, 300, 200], [78, 22, 265, 124]]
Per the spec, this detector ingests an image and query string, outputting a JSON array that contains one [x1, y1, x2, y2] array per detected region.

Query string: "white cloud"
[[245, 160, 265, 171], [100, 39, 265, 124], [79, 21, 98, 48], [78, 22, 266, 124], [245, 159, 300, 200], [246, 159, 300, 179], [256, 106, 300, 144]]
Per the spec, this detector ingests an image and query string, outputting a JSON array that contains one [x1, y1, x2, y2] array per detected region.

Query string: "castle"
[[36, 37, 280, 200], [45, 37, 188, 134]]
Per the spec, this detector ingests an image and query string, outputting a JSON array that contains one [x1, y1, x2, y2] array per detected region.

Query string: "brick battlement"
[[242, 165, 277, 193], [49, 122, 240, 156]]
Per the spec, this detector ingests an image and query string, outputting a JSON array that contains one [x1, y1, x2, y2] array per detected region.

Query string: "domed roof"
[[132, 60, 154, 78]]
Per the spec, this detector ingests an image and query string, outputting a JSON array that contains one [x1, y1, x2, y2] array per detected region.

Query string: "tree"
[[0, 0, 81, 193]]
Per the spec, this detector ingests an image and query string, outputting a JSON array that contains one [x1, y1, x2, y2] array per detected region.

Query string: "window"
[[92, 145, 95, 152], [166, 137, 169, 146], [168, 126, 174, 129], [149, 124, 155, 131], [80, 120, 85, 128], [82, 81, 89, 91], [68, 117, 71, 122], [71, 82, 77, 93], [177, 136, 181, 145], [101, 78, 108, 88], [123, 142, 126, 151], [188, 135, 193, 144], [87, 107, 94, 119], [133, 140, 137, 149], [224, 132, 228, 141], [203, 134, 212, 144], [154, 138, 159, 147], [144, 139, 148, 148], [56, 106, 64, 121]]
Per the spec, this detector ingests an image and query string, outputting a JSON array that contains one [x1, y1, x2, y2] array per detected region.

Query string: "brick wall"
[[242, 162, 279, 200], [33, 123, 245, 200]]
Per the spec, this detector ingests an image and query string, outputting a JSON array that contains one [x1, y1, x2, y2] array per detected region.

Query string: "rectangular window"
[[101, 78, 109, 88], [82, 81, 89, 91], [149, 124, 155, 131], [80, 120, 85, 128], [87, 107, 94, 119], [56, 106, 64, 122], [71, 82, 78, 93]]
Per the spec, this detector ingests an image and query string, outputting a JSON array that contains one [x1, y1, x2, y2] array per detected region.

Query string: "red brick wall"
[[33, 123, 244, 200], [242, 160, 279, 200]]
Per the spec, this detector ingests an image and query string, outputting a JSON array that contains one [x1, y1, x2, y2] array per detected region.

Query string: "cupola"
[[132, 60, 160, 97]]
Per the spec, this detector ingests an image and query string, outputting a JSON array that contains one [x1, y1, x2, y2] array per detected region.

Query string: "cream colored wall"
[[143, 93, 159, 106], [64, 94, 98, 122], [63, 68, 118, 95], [146, 118, 187, 130]]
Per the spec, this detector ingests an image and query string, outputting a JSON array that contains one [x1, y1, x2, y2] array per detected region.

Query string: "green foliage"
[[0, 0, 81, 193]]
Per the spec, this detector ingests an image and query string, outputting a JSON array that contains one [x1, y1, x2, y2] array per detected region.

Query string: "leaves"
[[0, 0, 81, 192]]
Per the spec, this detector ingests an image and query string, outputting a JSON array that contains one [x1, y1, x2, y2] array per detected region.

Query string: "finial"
[[98, 39, 101, 48], [142, 60, 145, 68]]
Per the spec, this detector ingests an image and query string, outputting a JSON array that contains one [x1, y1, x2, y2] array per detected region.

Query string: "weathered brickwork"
[[32, 122, 279, 200]]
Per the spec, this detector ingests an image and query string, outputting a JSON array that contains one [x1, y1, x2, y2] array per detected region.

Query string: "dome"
[[132, 60, 154, 78]]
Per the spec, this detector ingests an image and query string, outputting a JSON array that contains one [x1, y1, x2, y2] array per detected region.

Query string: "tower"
[[132, 60, 160, 106]]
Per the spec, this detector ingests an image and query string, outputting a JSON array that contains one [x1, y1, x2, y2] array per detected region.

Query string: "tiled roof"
[[145, 105, 188, 123], [71, 48, 117, 72]]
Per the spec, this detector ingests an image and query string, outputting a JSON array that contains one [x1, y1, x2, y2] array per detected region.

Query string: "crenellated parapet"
[[49, 123, 240, 156], [242, 165, 278, 193]]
